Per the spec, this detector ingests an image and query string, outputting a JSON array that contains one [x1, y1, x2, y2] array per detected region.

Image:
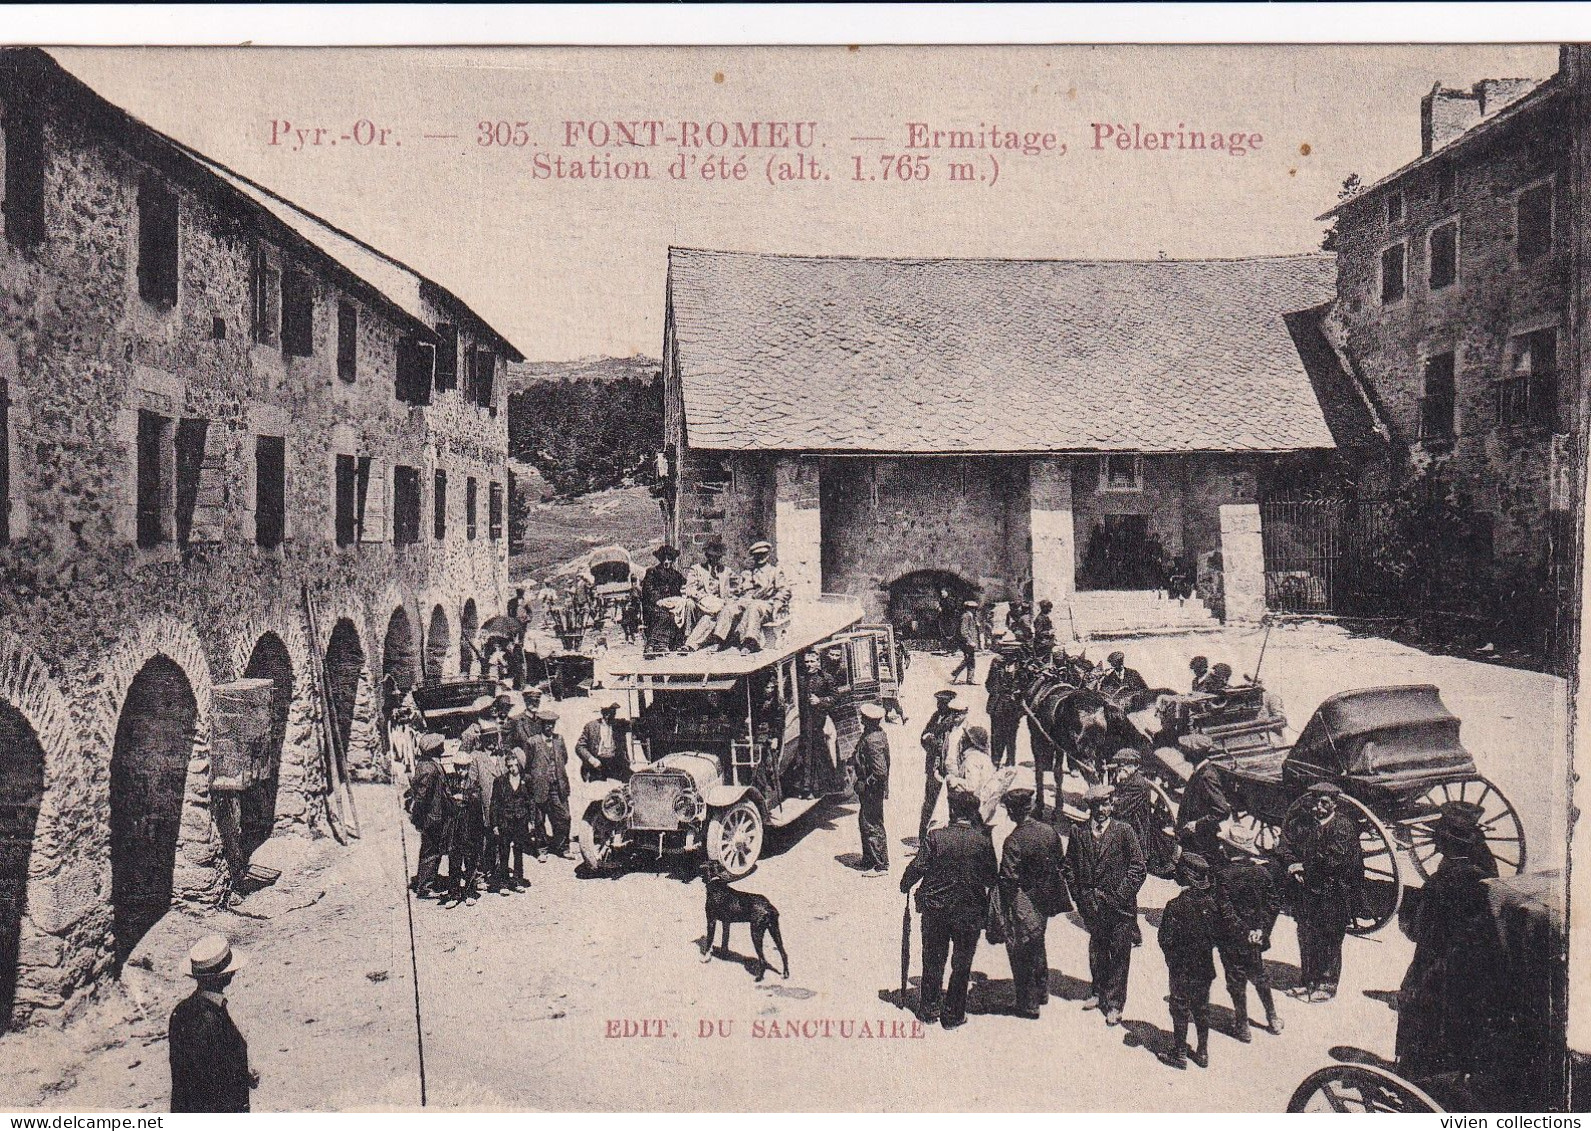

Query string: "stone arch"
[[239, 633, 293, 858], [109, 656, 199, 966], [425, 604, 452, 682], [324, 619, 364, 772], [886, 569, 980, 647], [381, 606, 420, 697], [459, 599, 480, 676], [0, 698, 45, 1029]]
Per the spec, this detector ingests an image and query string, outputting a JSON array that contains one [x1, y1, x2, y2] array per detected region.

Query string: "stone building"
[[0, 49, 521, 1027], [1319, 60, 1580, 654], [661, 248, 1344, 638]]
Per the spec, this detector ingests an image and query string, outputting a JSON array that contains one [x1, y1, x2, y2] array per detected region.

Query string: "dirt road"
[[0, 622, 1566, 1112]]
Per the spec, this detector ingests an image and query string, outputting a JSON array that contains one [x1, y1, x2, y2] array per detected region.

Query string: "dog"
[[699, 862, 789, 981]]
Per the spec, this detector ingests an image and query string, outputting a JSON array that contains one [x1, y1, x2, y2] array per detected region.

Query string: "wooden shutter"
[[3, 110, 45, 248], [334, 453, 358, 545], [474, 348, 496, 411], [281, 269, 314, 357], [252, 246, 280, 345], [358, 456, 388, 543], [137, 182, 179, 309], [336, 301, 357, 380], [175, 418, 227, 545], [434, 324, 458, 390], [395, 337, 434, 405]]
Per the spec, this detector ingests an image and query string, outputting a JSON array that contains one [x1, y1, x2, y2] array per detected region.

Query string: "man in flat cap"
[[1396, 801, 1506, 1078], [725, 540, 790, 651], [901, 787, 998, 1030], [916, 691, 967, 848], [854, 702, 891, 876], [1216, 842, 1284, 1040], [169, 934, 256, 1112], [461, 692, 515, 892], [682, 538, 735, 651], [1276, 781, 1362, 1001], [641, 544, 687, 655], [1065, 782, 1145, 1026], [1109, 747, 1174, 879], [998, 787, 1070, 1019], [1158, 853, 1220, 1069], [523, 707, 572, 859], [984, 643, 1024, 770], [1176, 733, 1232, 866], [1031, 599, 1057, 655], [406, 731, 451, 898], [577, 697, 632, 784], [1095, 650, 1148, 705]]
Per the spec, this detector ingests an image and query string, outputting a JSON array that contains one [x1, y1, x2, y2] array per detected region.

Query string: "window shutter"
[[396, 337, 435, 405], [173, 418, 226, 545], [434, 324, 458, 390], [359, 457, 388, 542], [189, 438, 230, 544], [337, 301, 357, 380], [252, 247, 280, 345], [474, 348, 495, 411], [137, 182, 179, 309], [3, 110, 45, 248]]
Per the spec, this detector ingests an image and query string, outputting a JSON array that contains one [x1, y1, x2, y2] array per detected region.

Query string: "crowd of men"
[[637, 538, 791, 656]]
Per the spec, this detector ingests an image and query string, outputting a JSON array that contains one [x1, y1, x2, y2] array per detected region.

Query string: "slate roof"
[[666, 249, 1338, 454]]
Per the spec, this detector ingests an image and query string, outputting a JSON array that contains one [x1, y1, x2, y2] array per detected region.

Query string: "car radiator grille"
[[629, 773, 687, 831]]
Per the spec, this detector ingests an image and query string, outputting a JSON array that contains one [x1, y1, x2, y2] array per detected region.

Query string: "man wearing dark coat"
[[169, 934, 255, 1112], [1176, 733, 1232, 865], [900, 788, 998, 1029], [1215, 848, 1284, 1039], [984, 648, 1023, 769], [527, 707, 573, 858], [916, 691, 966, 846], [1396, 801, 1505, 1078], [854, 703, 891, 876], [998, 788, 1070, 1019], [640, 544, 687, 655], [442, 754, 483, 905], [799, 651, 839, 798], [1277, 781, 1363, 1001], [406, 732, 451, 897], [1031, 600, 1057, 655], [1158, 853, 1220, 1068], [1065, 783, 1146, 1026], [1109, 748, 1174, 879], [575, 700, 632, 783], [490, 755, 537, 891], [1095, 651, 1149, 704]]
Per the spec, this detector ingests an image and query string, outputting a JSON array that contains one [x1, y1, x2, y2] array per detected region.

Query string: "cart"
[[1213, 684, 1526, 935], [1287, 868, 1567, 1112], [585, 545, 636, 623]]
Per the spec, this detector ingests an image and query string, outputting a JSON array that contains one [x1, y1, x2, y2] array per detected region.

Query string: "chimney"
[[1421, 84, 1482, 155], [1475, 78, 1539, 115]]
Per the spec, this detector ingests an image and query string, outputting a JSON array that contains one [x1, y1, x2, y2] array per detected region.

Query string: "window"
[[1518, 182, 1554, 263], [1380, 243, 1406, 304], [1434, 162, 1455, 204], [357, 456, 387, 543], [255, 435, 285, 548], [1418, 352, 1456, 442], [395, 336, 435, 405], [488, 481, 504, 541], [251, 246, 280, 345], [434, 324, 458, 390], [472, 348, 496, 412], [433, 468, 447, 540], [393, 464, 422, 546], [2, 110, 45, 248], [136, 181, 179, 309], [1428, 221, 1458, 290], [335, 454, 359, 546], [1386, 192, 1404, 226], [466, 476, 478, 540], [281, 268, 314, 357], [136, 410, 170, 548], [336, 300, 357, 381], [1099, 453, 1142, 492], [1498, 328, 1558, 431]]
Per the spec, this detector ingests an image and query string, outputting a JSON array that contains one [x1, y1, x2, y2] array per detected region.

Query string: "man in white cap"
[[700, 539, 788, 652], [169, 934, 256, 1112], [854, 702, 891, 876]]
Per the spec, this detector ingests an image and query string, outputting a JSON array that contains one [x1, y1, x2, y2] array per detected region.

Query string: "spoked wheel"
[[1286, 1064, 1443, 1113], [1142, 778, 1181, 878], [1405, 776, 1526, 879], [1282, 793, 1402, 935], [705, 800, 764, 877], [1225, 807, 1282, 856]]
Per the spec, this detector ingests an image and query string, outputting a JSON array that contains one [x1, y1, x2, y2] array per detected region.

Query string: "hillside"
[[504, 354, 659, 393], [509, 485, 666, 583], [506, 355, 664, 498]]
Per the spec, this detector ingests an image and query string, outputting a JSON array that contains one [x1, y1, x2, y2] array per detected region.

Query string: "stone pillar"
[[1029, 458, 1075, 606], [1219, 503, 1267, 623], [774, 457, 822, 604]]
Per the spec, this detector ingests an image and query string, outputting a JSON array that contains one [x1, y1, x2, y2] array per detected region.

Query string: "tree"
[[1320, 172, 1363, 252]]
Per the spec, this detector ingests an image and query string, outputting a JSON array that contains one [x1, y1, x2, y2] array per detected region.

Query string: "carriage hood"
[[1289, 684, 1476, 778], [635, 751, 723, 792]]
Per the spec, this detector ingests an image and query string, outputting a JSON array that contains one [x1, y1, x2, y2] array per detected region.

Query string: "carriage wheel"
[[1141, 778, 1180, 878], [1286, 1064, 1444, 1113], [1283, 793, 1402, 935], [1406, 776, 1527, 879]]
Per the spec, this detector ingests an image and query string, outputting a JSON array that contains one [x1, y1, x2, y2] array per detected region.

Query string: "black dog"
[[699, 862, 789, 981]]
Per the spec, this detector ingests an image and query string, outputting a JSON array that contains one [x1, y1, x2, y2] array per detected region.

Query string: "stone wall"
[[1332, 95, 1574, 570], [0, 73, 510, 1027]]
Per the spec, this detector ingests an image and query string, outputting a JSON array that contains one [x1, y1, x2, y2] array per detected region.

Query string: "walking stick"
[[899, 893, 913, 1008], [1250, 620, 1274, 684]]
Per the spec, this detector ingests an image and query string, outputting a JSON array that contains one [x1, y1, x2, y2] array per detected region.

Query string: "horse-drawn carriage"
[[1287, 868, 1567, 1113], [585, 545, 637, 623]]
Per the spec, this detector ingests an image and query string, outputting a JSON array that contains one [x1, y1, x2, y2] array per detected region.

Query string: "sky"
[[52, 44, 1560, 361]]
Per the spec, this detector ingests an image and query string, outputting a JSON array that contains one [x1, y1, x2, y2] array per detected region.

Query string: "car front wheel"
[[705, 800, 764, 877]]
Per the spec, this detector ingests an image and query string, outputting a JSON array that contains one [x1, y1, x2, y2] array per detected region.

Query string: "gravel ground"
[[0, 621, 1567, 1112]]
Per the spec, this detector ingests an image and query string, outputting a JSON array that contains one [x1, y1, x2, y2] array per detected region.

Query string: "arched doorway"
[[110, 656, 197, 966], [887, 570, 978, 648], [240, 633, 292, 859], [0, 698, 45, 1027], [425, 605, 451, 682], [382, 608, 419, 703], [459, 599, 479, 677], [324, 619, 364, 772]]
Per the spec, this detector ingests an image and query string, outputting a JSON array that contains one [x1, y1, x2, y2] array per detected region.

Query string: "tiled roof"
[[667, 249, 1337, 454]]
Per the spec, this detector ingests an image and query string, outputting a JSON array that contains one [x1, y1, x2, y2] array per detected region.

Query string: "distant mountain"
[[504, 354, 660, 395]]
